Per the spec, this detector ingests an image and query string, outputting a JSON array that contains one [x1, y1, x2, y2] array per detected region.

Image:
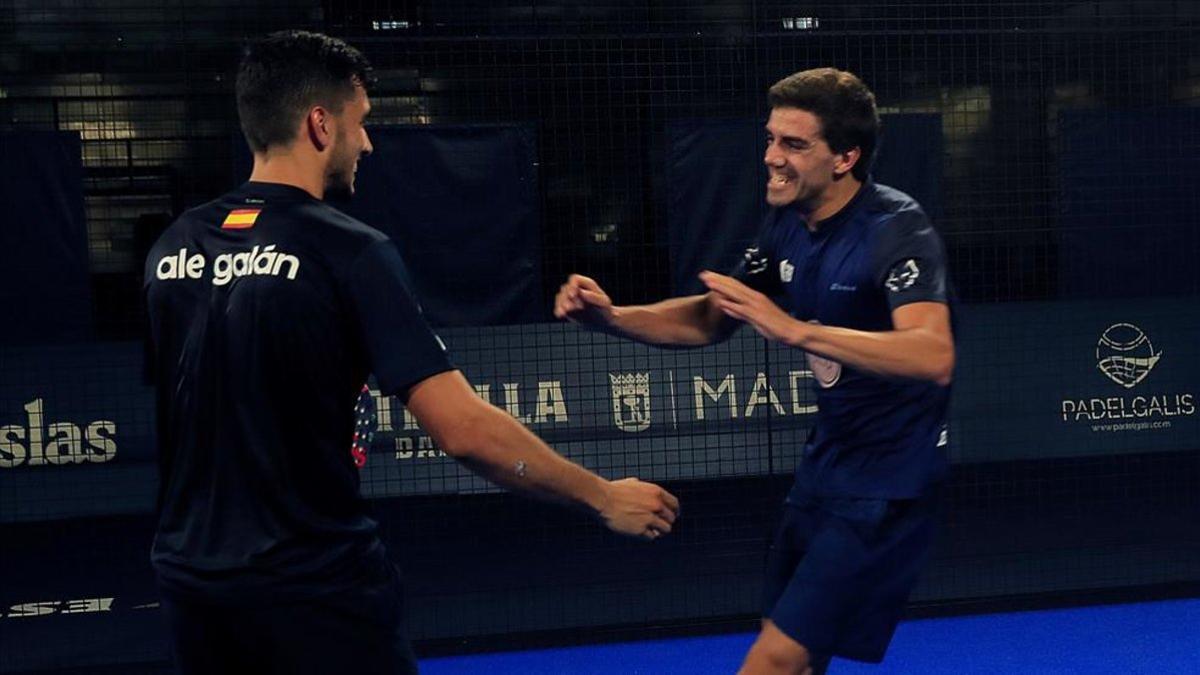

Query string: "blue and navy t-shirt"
[[143, 181, 454, 602], [735, 181, 953, 500]]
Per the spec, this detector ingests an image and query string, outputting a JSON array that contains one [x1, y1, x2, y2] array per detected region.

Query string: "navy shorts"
[[160, 564, 418, 675], [761, 488, 940, 663]]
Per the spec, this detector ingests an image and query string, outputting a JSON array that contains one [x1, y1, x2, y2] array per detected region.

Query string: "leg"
[[249, 600, 417, 675], [251, 568, 418, 675], [759, 494, 937, 668], [738, 619, 827, 675], [160, 593, 260, 675]]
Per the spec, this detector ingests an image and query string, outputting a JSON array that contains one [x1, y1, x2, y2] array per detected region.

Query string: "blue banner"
[[2, 299, 1197, 523]]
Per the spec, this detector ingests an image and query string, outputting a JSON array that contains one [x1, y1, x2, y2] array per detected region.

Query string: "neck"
[[799, 176, 863, 230], [247, 151, 325, 200]]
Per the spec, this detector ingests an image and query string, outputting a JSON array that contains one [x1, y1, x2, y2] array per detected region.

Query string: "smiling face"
[[762, 106, 850, 209], [324, 83, 373, 199]]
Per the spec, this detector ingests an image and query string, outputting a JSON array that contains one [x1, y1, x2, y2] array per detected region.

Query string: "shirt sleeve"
[[871, 208, 950, 311], [730, 214, 784, 296], [344, 239, 455, 399]]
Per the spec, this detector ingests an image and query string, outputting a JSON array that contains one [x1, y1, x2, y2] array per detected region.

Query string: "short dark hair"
[[236, 30, 374, 153], [768, 68, 880, 181]]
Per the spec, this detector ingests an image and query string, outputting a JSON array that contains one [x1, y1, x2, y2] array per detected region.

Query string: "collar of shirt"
[[239, 181, 319, 203], [793, 179, 874, 241]]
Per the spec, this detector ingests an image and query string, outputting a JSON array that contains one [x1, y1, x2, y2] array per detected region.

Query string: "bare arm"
[[789, 302, 954, 385], [404, 370, 680, 539], [554, 274, 736, 347], [702, 271, 954, 385]]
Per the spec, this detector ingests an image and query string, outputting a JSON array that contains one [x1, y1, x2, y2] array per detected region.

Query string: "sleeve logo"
[[743, 246, 770, 276], [885, 258, 921, 292]]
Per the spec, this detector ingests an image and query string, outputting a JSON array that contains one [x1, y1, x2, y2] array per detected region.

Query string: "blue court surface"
[[421, 598, 1200, 674]]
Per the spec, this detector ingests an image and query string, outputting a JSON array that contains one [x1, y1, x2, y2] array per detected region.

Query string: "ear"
[[833, 147, 861, 177], [305, 106, 334, 152]]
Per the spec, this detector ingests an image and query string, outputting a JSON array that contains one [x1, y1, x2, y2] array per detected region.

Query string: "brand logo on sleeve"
[[885, 259, 920, 292]]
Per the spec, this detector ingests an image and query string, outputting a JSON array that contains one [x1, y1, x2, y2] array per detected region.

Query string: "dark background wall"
[[1, 2, 1198, 672]]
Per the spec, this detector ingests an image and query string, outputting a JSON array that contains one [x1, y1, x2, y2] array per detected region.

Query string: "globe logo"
[[806, 352, 842, 389], [804, 319, 841, 388], [1095, 323, 1160, 389]]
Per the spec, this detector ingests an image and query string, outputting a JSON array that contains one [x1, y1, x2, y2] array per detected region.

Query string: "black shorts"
[[160, 564, 418, 675], [761, 489, 940, 663]]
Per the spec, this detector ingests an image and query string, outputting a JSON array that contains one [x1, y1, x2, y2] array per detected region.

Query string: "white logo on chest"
[[806, 352, 842, 389], [779, 259, 795, 283], [803, 321, 842, 388]]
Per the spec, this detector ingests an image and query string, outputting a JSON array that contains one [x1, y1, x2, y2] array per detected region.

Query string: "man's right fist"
[[553, 274, 615, 328], [599, 477, 681, 541]]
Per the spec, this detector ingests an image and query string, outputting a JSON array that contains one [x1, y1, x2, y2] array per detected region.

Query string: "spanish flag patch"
[[222, 209, 261, 229]]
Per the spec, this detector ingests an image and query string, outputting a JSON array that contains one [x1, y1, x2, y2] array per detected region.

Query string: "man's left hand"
[[700, 271, 800, 346]]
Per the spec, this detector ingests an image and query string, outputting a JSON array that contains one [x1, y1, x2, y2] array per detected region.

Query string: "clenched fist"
[[554, 274, 616, 329]]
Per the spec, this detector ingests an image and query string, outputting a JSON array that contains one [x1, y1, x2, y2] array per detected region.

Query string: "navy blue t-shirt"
[[735, 181, 953, 499], [143, 181, 454, 602]]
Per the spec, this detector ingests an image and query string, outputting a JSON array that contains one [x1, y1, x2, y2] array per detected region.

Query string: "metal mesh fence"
[[1, 1, 1197, 671]]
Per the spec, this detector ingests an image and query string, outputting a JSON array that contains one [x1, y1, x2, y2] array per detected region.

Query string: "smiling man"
[[555, 68, 954, 674], [144, 30, 679, 675]]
